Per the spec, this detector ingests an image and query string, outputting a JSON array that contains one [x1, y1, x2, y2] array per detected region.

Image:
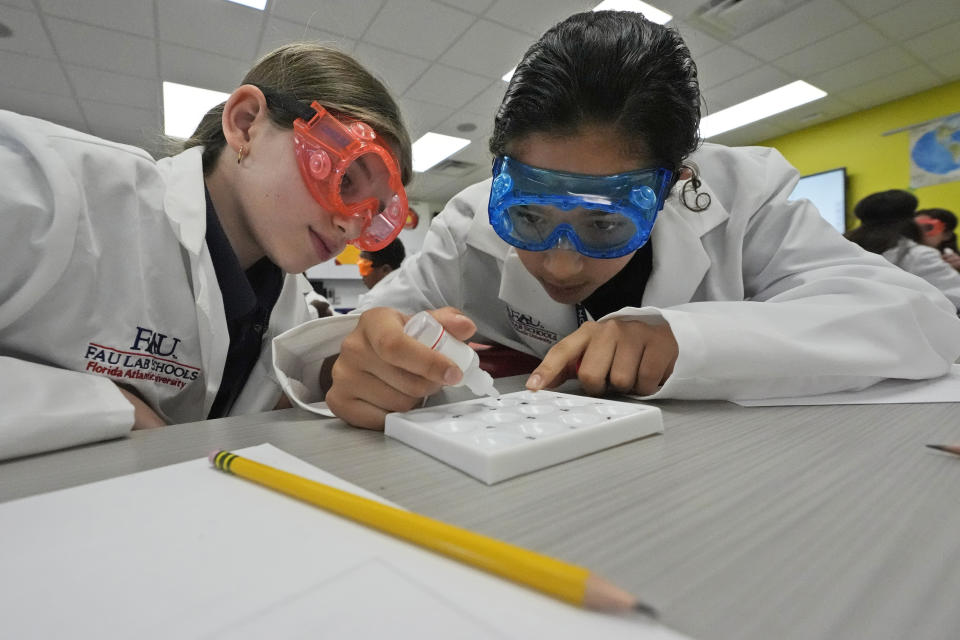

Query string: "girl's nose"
[[542, 238, 584, 279], [332, 211, 367, 242]]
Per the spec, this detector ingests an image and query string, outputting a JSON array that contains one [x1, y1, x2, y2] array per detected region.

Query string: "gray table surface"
[[2, 376, 959, 640]]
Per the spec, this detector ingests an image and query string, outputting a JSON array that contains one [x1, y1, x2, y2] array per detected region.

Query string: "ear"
[[678, 165, 694, 181], [379, 264, 393, 276], [221, 84, 270, 154]]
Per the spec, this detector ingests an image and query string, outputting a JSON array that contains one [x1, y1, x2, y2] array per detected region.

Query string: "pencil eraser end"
[[208, 450, 222, 464]]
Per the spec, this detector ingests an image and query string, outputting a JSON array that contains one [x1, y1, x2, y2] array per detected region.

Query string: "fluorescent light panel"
[[163, 81, 230, 138], [699, 81, 827, 138], [502, 1, 671, 82], [225, 0, 267, 9], [592, 0, 672, 23], [412, 132, 471, 172]]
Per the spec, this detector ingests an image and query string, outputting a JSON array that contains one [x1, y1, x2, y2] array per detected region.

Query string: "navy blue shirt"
[[579, 239, 653, 322], [204, 189, 283, 418]]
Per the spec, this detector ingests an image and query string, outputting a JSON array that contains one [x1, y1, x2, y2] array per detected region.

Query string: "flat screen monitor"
[[788, 167, 847, 233]]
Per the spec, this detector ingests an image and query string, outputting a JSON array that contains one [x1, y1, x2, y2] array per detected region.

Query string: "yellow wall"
[[759, 80, 960, 229]]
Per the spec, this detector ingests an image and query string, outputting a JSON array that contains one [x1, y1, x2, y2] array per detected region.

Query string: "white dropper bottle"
[[403, 311, 499, 397]]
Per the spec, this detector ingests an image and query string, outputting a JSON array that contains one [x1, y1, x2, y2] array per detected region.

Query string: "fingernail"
[[526, 373, 542, 389], [443, 367, 462, 385]]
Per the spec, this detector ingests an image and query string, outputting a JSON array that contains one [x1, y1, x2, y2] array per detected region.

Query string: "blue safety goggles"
[[487, 156, 673, 259]]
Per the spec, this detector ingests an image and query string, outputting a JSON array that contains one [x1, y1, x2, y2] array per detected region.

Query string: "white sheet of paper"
[[0, 444, 690, 640], [732, 364, 960, 407]]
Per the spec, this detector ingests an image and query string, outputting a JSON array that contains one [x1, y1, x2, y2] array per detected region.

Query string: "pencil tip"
[[633, 601, 659, 618], [926, 444, 947, 452]]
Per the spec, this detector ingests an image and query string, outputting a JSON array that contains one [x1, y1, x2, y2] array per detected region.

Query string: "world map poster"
[[910, 112, 960, 188]]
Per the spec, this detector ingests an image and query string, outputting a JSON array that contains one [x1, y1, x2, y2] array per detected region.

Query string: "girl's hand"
[[117, 386, 167, 429], [942, 252, 960, 271], [525, 319, 678, 396], [325, 307, 476, 429]]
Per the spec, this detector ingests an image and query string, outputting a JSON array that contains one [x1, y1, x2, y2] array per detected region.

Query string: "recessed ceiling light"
[[162, 81, 230, 138], [412, 132, 471, 172], [225, 0, 268, 9], [502, 2, 671, 82], [699, 81, 827, 138], [456, 122, 477, 133]]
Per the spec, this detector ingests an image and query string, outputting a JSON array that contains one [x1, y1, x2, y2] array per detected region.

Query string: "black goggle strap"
[[255, 84, 318, 124]]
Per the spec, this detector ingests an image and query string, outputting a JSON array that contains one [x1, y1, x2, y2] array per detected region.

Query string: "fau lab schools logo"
[[83, 326, 200, 390]]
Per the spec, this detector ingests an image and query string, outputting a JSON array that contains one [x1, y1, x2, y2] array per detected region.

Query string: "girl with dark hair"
[[274, 12, 960, 429], [0, 44, 411, 458], [915, 208, 960, 271], [845, 192, 960, 310]]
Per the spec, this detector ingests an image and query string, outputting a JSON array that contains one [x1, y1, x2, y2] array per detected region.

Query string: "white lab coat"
[[273, 143, 960, 413], [882, 239, 960, 311], [0, 111, 313, 460]]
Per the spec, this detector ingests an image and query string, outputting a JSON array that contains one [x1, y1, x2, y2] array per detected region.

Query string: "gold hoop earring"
[[237, 145, 245, 165]]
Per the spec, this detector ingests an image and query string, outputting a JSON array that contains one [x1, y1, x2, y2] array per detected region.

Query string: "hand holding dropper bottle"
[[403, 311, 499, 397]]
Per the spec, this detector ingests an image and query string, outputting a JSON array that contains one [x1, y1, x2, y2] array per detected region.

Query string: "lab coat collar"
[[157, 147, 207, 255], [155, 146, 228, 416], [643, 175, 729, 307]]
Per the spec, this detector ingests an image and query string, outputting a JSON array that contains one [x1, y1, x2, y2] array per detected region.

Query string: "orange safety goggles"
[[356, 257, 374, 277], [915, 215, 946, 238], [260, 86, 408, 251]]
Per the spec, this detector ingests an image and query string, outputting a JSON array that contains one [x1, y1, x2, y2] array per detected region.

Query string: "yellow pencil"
[[209, 450, 655, 616]]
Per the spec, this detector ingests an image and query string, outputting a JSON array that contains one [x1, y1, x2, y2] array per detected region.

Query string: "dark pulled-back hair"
[[363, 237, 406, 270], [845, 189, 920, 254], [490, 11, 701, 198]]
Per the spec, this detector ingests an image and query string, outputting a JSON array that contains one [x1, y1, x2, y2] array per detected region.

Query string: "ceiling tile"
[[65, 65, 159, 111], [406, 170, 457, 200], [809, 47, 915, 94], [365, 0, 476, 60], [0, 0, 36, 8], [902, 19, 960, 60], [926, 52, 960, 81], [672, 21, 723, 59], [38, 0, 154, 38], [80, 99, 159, 141], [439, 19, 532, 79], [762, 95, 859, 131], [353, 42, 431, 95], [46, 16, 157, 78], [836, 65, 942, 109], [695, 45, 763, 89], [403, 64, 490, 109], [484, 0, 591, 37], [257, 16, 357, 59], [434, 110, 493, 140], [838, 0, 903, 18], [270, 0, 385, 40], [157, 0, 264, 61], [0, 6, 56, 58], [159, 43, 249, 93], [0, 50, 72, 95], [868, 0, 960, 41], [702, 65, 793, 114], [732, 0, 859, 62], [398, 97, 455, 138], [437, 0, 495, 13], [773, 23, 888, 78], [0, 85, 85, 130], [461, 80, 508, 116], [449, 139, 494, 168]]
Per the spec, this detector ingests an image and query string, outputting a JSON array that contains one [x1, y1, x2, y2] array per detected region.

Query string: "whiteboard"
[[789, 168, 847, 233]]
